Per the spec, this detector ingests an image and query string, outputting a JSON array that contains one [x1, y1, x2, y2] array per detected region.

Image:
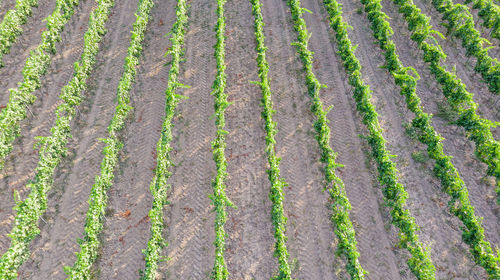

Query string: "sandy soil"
[[0, 0, 95, 255], [223, 0, 277, 278], [0, 0, 498, 278], [0, 0, 55, 106], [16, 0, 143, 278]]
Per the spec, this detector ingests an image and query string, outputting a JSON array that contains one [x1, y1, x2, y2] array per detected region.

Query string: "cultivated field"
[[0, 0, 498, 278]]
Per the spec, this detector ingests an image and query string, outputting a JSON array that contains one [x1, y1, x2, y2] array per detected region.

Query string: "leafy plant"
[[391, 0, 500, 203], [0, 0, 80, 170], [140, 0, 189, 279], [0, 0, 38, 65], [249, 0, 293, 278], [210, 0, 234, 278], [0, 0, 114, 278], [431, 0, 499, 94], [63, 0, 154, 278], [464, 0, 500, 40], [360, 0, 500, 276], [287, 0, 367, 279], [323, 0, 436, 278]]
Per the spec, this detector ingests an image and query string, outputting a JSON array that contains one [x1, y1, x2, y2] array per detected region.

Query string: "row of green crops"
[[62, 0, 153, 279], [249, 0, 292, 278], [140, 0, 189, 279], [0, 0, 80, 170], [285, 0, 367, 279], [464, 0, 500, 39], [431, 0, 499, 94], [0, 0, 114, 278], [360, 0, 500, 277], [391, 0, 500, 198], [211, 0, 234, 278], [0, 0, 38, 66], [321, 0, 437, 278]]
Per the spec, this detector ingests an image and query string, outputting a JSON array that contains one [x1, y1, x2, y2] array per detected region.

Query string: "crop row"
[[361, 0, 500, 277], [286, 0, 367, 279], [0, 0, 114, 278], [391, 0, 500, 200], [431, 0, 499, 94], [140, 0, 189, 279], [0, 0, 80, 170], [210, 0, 233, 278], [249, 0, 292, 278], [0, 0, 38, 66], [323, 0, 437, 278], [464, 0, 500, 39], [61, 0, 153, 279]]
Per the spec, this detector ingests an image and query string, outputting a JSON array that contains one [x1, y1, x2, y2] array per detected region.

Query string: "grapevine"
[[140, 0, 189, 279], [249, 0, 293, 278], [0, 0, 80, 170], [0, 0, 38, 66], [63, 0, 153, 278], [391, 0, 500, 200], [431, 0, 499, 94], [360, 0, 500, 276], [322, 0, 437, 278], [0, 0, 114, 277], [210, 0, 234, 278]]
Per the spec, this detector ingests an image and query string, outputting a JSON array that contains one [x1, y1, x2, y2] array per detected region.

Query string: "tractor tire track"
[[223, 0, 276, 278], [162, 0, 218, 278], [263, 0, 401, 278], [94, 0, 177, 278], [0, 0, 54, 99], [0, 0, 95, 254], [17, 0, 140, 278]]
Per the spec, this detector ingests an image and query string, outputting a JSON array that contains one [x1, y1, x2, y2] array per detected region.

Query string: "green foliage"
[[411, 151, 427, 163], [324, 0, 436, 278], [210, 0, 234, 278], [0, 0, 114, 278], [391, 0, 500, 203], [250, 0, 293, 278], [287, 0, 367, 279], [360, 0, 500, 276], [464, 0, 500, 40], [0, 0, 80, 170], [139, 0, 189, 279], [62, 0, 154, 278], [432, 0, 499, 94], [0, 0, 38, 66]]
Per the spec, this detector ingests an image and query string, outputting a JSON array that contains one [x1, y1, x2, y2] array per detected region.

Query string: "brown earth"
[[0, 0, 498, 279]]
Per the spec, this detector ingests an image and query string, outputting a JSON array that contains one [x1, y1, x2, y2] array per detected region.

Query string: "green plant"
[[249, 0, 293, 278], [0, 0, 39, 66], [287, 0, 367, 279], [360, 0, 500, 276], [140, 0, 189, 279], [0, 0, 81, 170], [0, 0, 114, 278], [63, 0, 154, 278]]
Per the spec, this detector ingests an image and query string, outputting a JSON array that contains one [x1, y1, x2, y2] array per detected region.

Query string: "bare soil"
[[0, 0, 498, 279]]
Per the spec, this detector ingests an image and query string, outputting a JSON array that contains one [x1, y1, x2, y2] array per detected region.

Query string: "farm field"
[[0, 0, 498, 278]]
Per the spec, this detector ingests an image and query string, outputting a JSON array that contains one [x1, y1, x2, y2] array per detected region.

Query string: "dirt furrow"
[[261, 0, 402, 278], [335, 0, 492, 278], [0, 0, 55, 105], [15, 0, 141, 278], [161, 0, 218, 278], [406, 0, 499, 122], [93, 0, 178, 278], [223, 0, 276, 278], [0, 0, 95, 254], [380, 0, 500, 245]]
